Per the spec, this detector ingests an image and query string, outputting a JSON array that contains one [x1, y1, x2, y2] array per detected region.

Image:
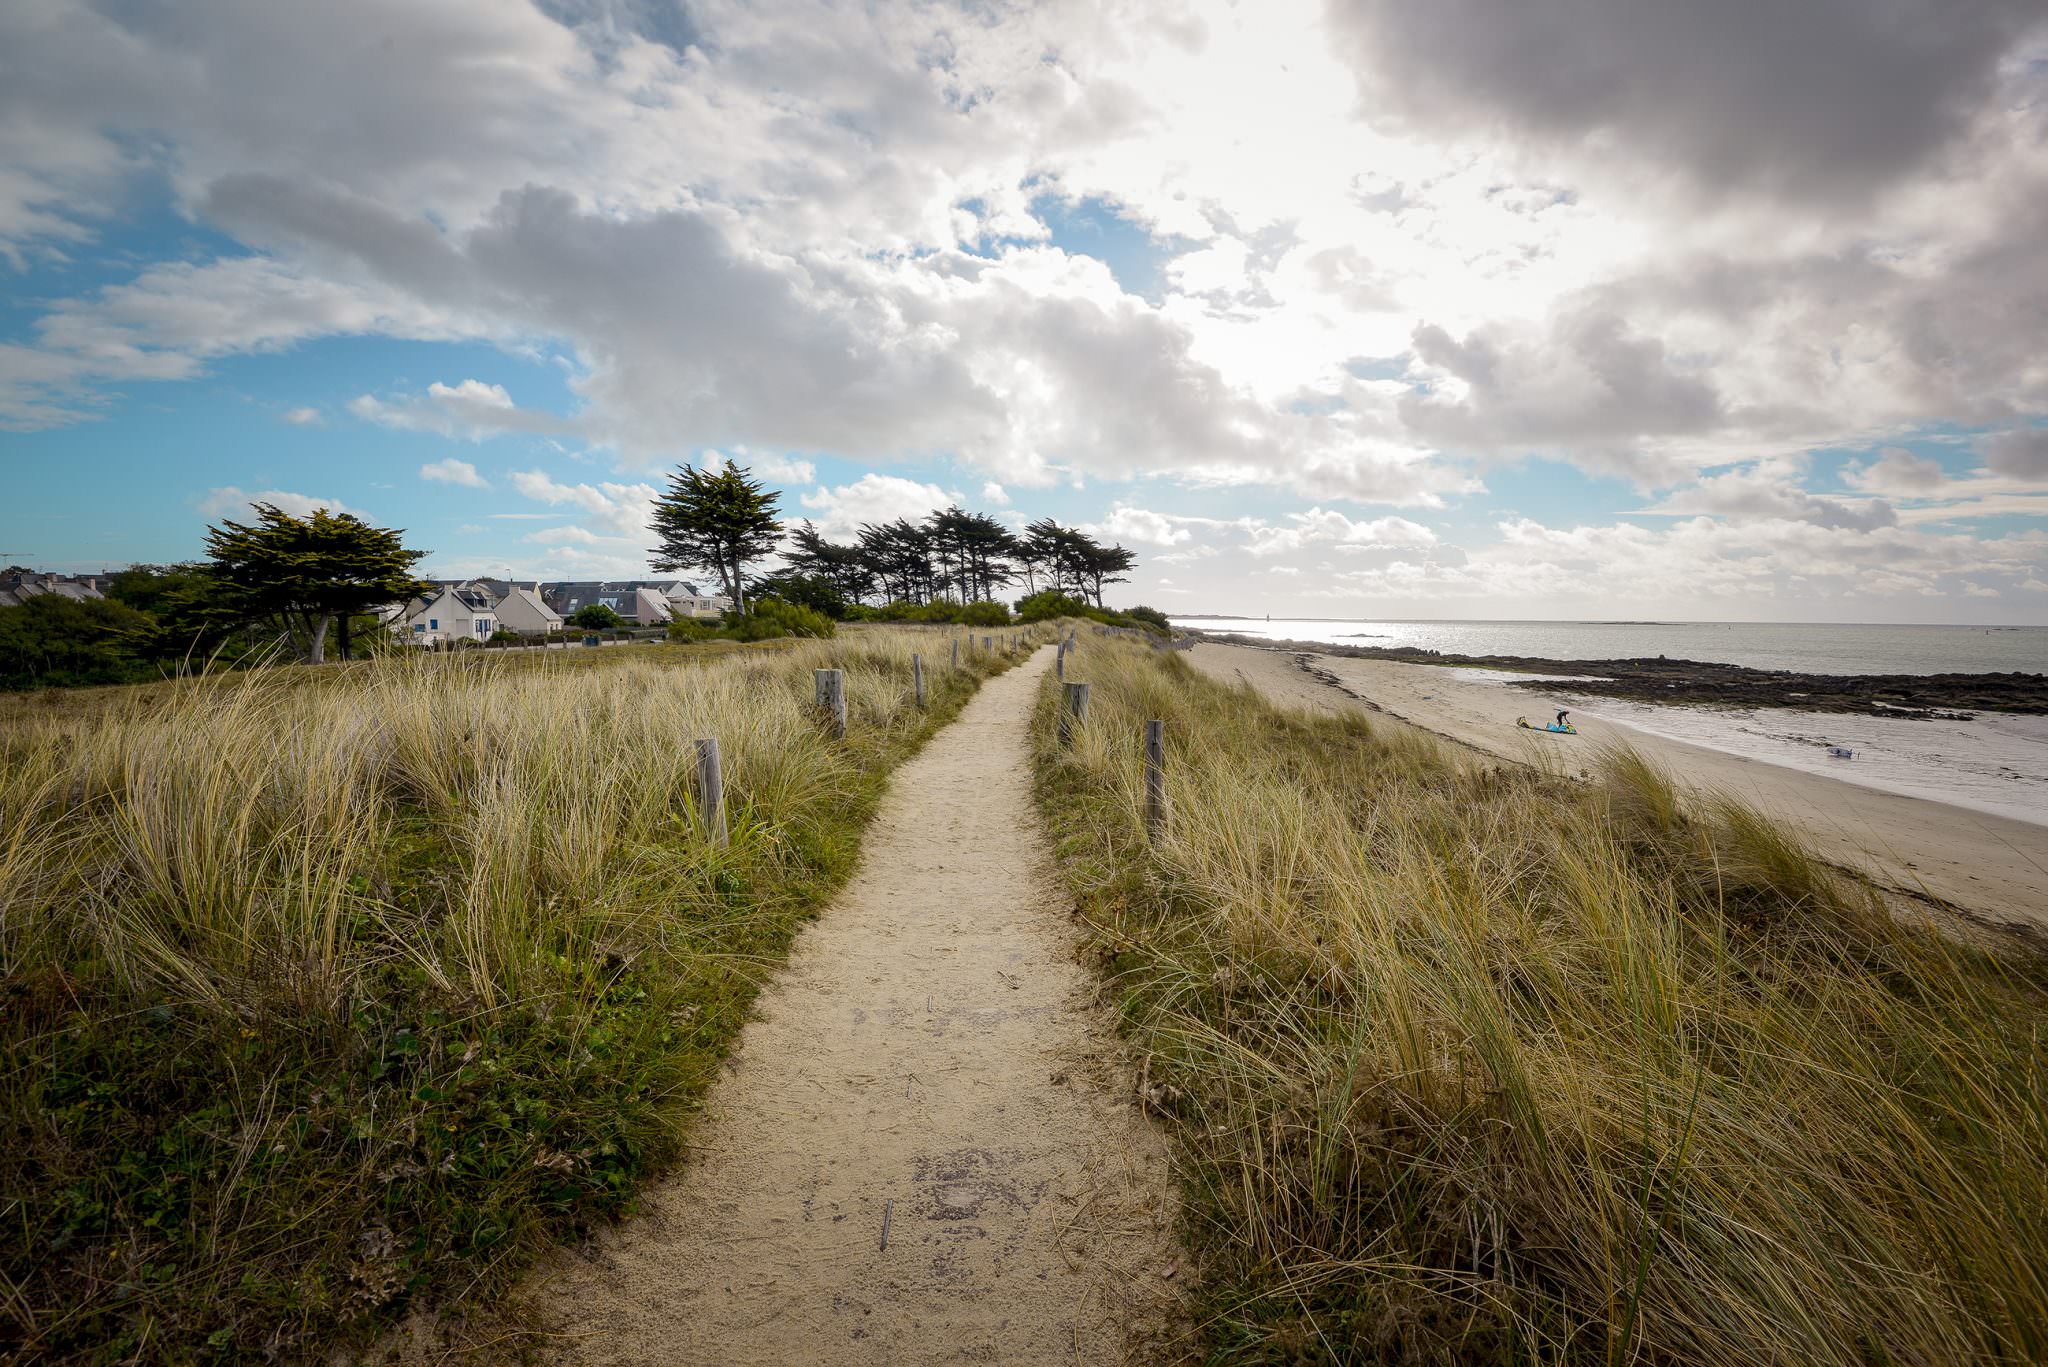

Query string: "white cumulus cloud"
[[800, 474, 956, 539], [196, 486, 365, 522], [420, 457, 487, 488]]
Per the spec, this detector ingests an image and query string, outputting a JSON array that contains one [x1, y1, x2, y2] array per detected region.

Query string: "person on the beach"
[[1556, 709, 1571, 729]]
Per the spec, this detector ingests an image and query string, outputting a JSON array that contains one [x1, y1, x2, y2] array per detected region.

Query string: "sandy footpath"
[[532, 646, 1181, 1365], [1189, 642, 2048, 937]]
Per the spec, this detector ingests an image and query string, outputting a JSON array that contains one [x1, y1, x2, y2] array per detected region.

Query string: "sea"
[[1171, 618, 2048, 827], [1168, 617, 2046, 676]]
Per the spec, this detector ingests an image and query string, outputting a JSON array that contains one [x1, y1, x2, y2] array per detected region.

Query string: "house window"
[[412, 623, 425, 633], [429, 618, 438, 629], [476, 619, 491, 634]]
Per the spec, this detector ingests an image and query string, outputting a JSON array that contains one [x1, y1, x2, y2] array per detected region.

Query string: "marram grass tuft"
[[1035, 637, 2048, 1365], [0, 626, 1045, 1363]]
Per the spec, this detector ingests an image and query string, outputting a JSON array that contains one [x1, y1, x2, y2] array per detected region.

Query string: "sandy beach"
[[1189, 642, 2048, 938]]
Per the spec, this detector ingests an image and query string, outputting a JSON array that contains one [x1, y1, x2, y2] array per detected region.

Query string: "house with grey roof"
[[541, 579, 727, 624], [0, 567, 110, 608]]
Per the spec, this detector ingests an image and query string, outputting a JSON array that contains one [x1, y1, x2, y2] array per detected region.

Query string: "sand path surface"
[[1189, 642, 2048, 937], [536, 647, 1180, 1365]]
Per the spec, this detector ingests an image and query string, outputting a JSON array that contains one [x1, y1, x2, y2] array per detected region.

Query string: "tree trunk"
[[338, 612, 353, 661], [308, 612, 333, 665]]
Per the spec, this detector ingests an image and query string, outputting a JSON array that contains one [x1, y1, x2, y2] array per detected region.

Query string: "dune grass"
[[0, 626, 1041, 1363], [1034, 636, 2048, 1364]]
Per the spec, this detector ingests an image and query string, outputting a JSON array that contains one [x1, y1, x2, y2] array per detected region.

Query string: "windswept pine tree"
[[201, 503, 431, 664], [770, 507, 1134, 612], [649, 462, 784, 615]]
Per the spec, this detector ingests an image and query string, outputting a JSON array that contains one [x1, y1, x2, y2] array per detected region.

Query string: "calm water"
[[1172, 618, 2047, 676]]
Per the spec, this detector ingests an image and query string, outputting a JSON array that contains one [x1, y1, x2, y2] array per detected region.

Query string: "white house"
[[395, 584, 500, 645], [490, 584, 562, 635], [663, 588, 731, 620]]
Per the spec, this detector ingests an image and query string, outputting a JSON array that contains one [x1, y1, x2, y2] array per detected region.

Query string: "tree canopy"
[[649, 464, 783, 614], [568, 603, 623, 630], [765, 509, 1137, 612], [0, 594, 157, 689], [202, 504, 431, 664]]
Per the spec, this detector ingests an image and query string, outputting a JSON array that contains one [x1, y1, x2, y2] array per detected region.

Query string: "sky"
[[2, 0, 2046, 624]]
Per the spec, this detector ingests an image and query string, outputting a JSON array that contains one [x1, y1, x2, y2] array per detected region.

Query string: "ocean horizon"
[[1169, 616, 2047, 678], [1174, 616, 2048, 826]]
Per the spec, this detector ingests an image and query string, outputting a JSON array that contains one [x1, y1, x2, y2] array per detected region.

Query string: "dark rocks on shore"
[[1196, 632, 2048, 717]]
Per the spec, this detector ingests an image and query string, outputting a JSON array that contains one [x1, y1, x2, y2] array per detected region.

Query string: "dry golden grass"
[[0, 626, 1044, 1362], [1036, 636, 2048, 1364]]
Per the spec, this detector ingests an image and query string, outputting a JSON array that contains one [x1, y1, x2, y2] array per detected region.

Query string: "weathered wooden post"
[[912, 652, 926, 707], [1144, 720, 1167, 840], [1056, 639, 1065, 680], [982, 635, 992, 653], [694, 738, 728, 847], [1059, 681, 1090, 746], [951, 638, 960, 668], [815, 668, 846, 739]]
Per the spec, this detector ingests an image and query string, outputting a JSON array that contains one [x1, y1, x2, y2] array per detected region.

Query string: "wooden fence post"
[[982, 635, 992, 653], [1059, 681, 1090, 746], [1056, 639, 1065, 680], [912, 652, 926, 707], [952, 638, 960, 668], [694, 738, 727, 848], [815, 668, 846, 739], [1144, 720, 1167, 840]]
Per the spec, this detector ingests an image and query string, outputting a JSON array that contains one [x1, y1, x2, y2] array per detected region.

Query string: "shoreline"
[[1189, 630, 2048, 715], [1186, 640, 2048, 937]]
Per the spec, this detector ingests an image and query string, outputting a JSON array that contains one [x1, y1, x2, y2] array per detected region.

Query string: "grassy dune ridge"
[[0, 626, 1041, 1362], [1034, 637, 2048, 1364]]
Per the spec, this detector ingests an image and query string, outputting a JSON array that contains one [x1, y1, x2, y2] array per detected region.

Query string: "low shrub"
[[730, 597, 834, 640], [666, 617, 720, 644], [566, 604, 622, 630], [1013, 592, 1162, 635], [955, 600, 1011, 627], [1124, 604, 1170, 632], [1015, 590, 1091, 623]]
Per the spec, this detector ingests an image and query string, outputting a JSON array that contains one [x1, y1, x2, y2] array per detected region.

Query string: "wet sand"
[[1189, 642, 2048, 938]]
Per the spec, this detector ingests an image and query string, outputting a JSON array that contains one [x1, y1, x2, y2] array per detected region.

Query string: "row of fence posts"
[[1058, 627, 1168, 838], [687, 627, 1022, 848], [689, 625, 1168, 849]]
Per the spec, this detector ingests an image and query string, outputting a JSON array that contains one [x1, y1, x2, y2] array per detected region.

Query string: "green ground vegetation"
[[667, 597, 837, 644], [1013, 590, 1164, 634], [1033, 638, 2048, 1365], [0, 626, 1045, 1362]]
